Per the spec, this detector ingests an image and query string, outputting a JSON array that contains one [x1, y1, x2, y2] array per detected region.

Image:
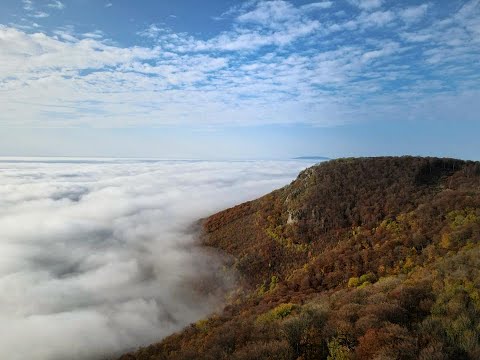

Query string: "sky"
[[0, 0, 479, 159]]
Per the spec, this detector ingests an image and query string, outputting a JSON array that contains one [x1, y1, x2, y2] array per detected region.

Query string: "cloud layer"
[[1, 0, 479, 127], [0, 158, 313, 360]]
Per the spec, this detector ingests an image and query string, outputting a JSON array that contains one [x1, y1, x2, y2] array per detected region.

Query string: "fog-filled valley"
[[0, 158, 314, 360]]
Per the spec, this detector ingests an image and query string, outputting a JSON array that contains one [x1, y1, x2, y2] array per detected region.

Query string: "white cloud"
[[455, 0, 480, 38], [1, 0, 479, 129], [199, 19, 320, 51], [82, 30, 105, 39], [361, 41, 400, 62], [31, 11, 50, 18], [202, 0, 321, 51], [137, 24, 163, 39], [0, 26, 158, 73], [22, 0, 54, 18], [400, 4, 429, 23], [358, 10, 395, 27], [237, 0, 298, 24], [348, 0, 383, 11], [301, 1, 333, 11], [233, 0, 332, 30], [52, 29, 79, 42], [47, 1, 65, 10], [22, 0, 34, 11], [327, 9, 395, 32], [195, 0, 321, 51], [400, 31, 432, 42], [0, 158, 313, 360]]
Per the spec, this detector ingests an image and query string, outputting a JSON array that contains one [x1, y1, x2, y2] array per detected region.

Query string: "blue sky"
[[0, 0, 479, 159]]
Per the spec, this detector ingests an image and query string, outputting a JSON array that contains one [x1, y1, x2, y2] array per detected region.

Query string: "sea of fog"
[[0, 158, 317, 360]]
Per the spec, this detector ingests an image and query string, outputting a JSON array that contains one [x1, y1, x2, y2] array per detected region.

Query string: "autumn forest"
[[119, 157, 480, 360]]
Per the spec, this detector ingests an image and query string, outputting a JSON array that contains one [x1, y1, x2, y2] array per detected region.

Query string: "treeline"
[[119, 157, 480, 360]]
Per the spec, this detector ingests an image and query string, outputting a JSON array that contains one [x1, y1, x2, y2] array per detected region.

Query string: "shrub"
[[327, 336, 352, 360], [256, 303, 296, 324], [348, 277, 360, 287], [359, 272, 377, 284], [348, 273, 377, 288]]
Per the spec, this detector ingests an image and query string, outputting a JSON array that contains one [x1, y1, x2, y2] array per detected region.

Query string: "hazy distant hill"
[[293, 156, 331, 160], [120, 157, 480, 360]]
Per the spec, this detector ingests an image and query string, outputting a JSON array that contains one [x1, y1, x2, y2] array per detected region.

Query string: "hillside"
[[119, 157, 480, 360]]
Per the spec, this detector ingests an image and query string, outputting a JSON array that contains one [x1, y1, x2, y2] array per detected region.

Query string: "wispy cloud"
[[22, 0, 53, 19], [348, 0, 383, 11], [31, 11, 50, 18], [301, 1, 333, 11], [400, 4, 429, 23], [47, 1, 65, 10], [82, 30, 105, 39], [136, 24, 163, 38], [22, 0, 34, 11]]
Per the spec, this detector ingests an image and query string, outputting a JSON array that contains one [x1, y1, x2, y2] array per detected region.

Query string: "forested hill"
[[120, 157, 480, 360]]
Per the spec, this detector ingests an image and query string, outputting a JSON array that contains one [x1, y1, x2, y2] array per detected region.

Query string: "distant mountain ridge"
[[120, 156, 480, 360], [293, 156, 331, 160]]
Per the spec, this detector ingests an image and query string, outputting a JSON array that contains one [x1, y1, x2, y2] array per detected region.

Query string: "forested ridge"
[[119, 156, 480, 360]]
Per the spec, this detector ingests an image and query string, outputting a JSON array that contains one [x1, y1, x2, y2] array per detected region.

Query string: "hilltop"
[[120, 157, 480, 360]]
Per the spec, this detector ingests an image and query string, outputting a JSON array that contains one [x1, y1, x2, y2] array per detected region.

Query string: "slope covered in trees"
[[119, 157, 480, 360]]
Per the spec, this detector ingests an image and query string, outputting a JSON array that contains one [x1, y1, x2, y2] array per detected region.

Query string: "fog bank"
[[0, 159, 313, 360]]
